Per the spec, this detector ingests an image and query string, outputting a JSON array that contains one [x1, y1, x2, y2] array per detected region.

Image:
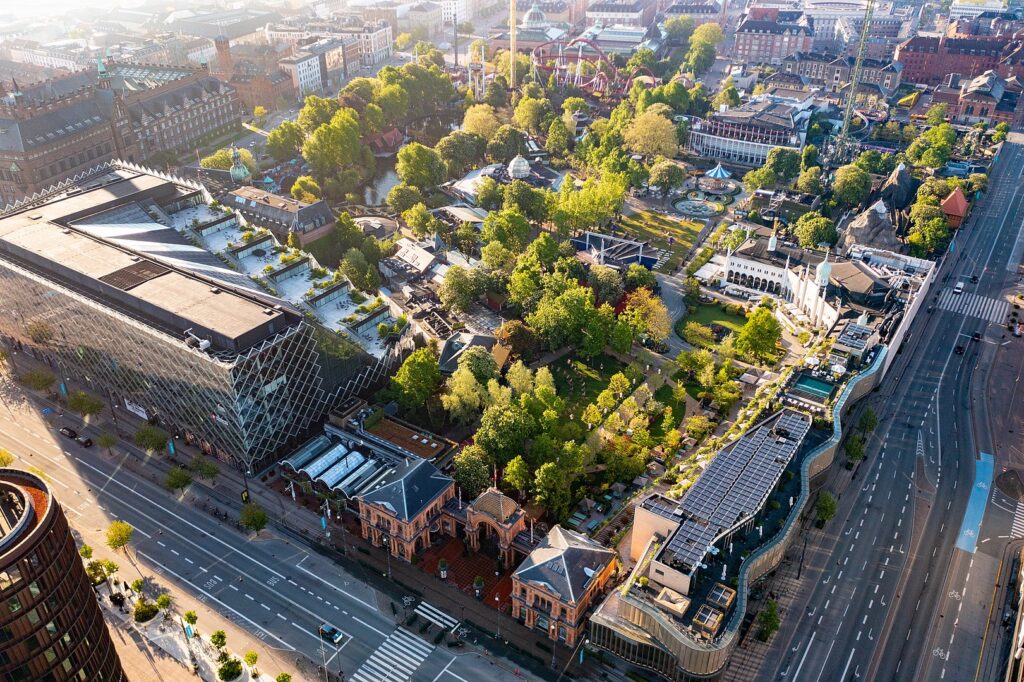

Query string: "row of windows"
[[41, 143, 115, 182]]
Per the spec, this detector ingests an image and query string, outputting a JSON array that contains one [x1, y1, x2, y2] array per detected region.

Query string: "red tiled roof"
[[941, 186, 969, 217]]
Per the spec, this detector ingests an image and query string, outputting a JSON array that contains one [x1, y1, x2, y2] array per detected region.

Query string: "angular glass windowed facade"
[[0, 258, 329, 471]]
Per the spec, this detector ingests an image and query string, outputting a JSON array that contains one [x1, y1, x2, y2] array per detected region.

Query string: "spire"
[[815, 248, 832, 287]]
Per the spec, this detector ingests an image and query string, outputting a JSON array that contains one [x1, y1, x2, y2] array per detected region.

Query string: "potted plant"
[[438, 558, 449, 580], [473, 575, 484, 599]]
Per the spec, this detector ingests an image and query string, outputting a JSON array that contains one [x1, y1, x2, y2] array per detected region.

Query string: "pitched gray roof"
[[357, 458, 452, 522], [514, 525, 615, 604], [0, 93, 112, 153]]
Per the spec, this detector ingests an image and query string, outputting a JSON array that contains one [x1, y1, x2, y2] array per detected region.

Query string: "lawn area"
[[650, 383, 688, 443], [686, 302, 748, 333], [549, 353, 641, 417], [618, 210, 703, 271]]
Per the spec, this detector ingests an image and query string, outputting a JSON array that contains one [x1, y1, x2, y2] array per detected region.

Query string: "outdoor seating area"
[[418, 537, 515, 613]]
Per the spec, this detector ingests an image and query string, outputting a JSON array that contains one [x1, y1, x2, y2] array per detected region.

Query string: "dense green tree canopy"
[[435, 131, 487, 177], [391, 346, 441, 410], [735, 306, 782, 362], [623, 109, 679, 158], [793, 211, 837, 248], [832, 163, 872, 206], [487, 125, 528, 163], [265, 120, 305, 162], [396, 142, 446, 189]]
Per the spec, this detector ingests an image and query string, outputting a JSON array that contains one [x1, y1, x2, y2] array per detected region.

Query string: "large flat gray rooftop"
[[0, 170, 293, 353]]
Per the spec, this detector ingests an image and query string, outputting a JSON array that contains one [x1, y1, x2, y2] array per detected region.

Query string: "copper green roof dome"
[[521, 2, 548, 29], [229, 146, 251, 183]]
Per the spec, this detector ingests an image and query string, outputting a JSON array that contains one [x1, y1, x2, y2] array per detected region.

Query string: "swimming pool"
[[792, 375, 835, 399]]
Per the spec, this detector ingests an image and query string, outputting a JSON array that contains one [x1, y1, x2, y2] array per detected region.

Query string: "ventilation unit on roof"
[[210, 287, 221, 294], [198, 339, 211, 351], [263, 307, 274, 315], [60, 228, 71, 234]]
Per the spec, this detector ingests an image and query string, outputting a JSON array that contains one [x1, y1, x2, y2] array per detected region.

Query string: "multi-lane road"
[[0, 388, 531, 682], [763, 139, 1024, 682]]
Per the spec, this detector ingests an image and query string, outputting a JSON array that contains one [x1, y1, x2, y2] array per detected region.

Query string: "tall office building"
[[0, 469, 125, 681], [0, 165, 353, 471]]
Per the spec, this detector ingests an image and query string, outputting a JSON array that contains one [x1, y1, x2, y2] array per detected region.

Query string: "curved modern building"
[[0, 469, 125, 682]]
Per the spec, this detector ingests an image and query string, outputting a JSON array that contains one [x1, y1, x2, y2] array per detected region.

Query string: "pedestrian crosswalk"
[[936, 289, 1009, 324], [1012, 502, 1024, 539], [350, 628, 432, 682], [414, 600, 459, 631]]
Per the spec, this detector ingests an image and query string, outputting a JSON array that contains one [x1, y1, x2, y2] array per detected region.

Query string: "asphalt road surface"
[[0, 395, 535, 682], [764, 140, 1024, 682]]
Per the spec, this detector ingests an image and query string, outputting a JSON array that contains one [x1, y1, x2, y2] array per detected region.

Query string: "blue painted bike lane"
[[955, 452, 993, 553]]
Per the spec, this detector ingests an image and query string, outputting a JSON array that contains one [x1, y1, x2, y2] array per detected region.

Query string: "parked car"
[[58, 427, 77, 439]]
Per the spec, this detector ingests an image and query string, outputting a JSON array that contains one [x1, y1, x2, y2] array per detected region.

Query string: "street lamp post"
[[555, 637, 589, 681], [318, 632, 328, 682], [382, 534, 392, 579]]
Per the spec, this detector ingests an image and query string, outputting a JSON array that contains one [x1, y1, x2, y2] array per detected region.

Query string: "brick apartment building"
[[894, 34, 1007, 85], [932, 70, 1023, 126], [734, 9, 815, 64], [0, 75, 138, 205], [664, 2, 723, 28], [781, 51, 902, 95], [586, 0, 658, 27], [229, 71, 295, 111], [0, 61, 240, 205]]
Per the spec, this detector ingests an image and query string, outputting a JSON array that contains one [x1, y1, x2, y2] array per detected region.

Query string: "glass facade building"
[[0, 170, 345, 471], [0, 469, 125, 682]]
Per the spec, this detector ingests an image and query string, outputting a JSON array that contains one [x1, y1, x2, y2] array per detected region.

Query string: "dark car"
[[58, 427, 77, 439], [318, 623, 344, 645], [970, 275, 979, 284], [75, 436, 93, 448], [972, 332, 982, 342], [954, 345, 965, 355]]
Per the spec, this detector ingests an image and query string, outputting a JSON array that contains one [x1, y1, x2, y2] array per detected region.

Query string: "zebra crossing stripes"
[[1012, 502, 1024, 539], [414, 601, 460, 630], [936, 289, 1009, 324], [350, 628, 432, 682]]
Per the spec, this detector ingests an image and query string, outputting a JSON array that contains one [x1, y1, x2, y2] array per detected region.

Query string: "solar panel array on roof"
[[664, 518, 718, 570], [98, 260, 170, 290], [642, 494, 684, 522], [836, 323, 873, 350], [680, 411, 810, 529], [661, 410, 811, 570]]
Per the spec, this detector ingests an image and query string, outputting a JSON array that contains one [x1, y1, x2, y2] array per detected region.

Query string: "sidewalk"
[[8, 358, 584, 680], [96, 582, 258, 682]]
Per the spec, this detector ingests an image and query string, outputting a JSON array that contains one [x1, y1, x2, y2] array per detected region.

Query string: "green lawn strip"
[[619, 211, 703, 270], [686, 303, 748, 333]]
